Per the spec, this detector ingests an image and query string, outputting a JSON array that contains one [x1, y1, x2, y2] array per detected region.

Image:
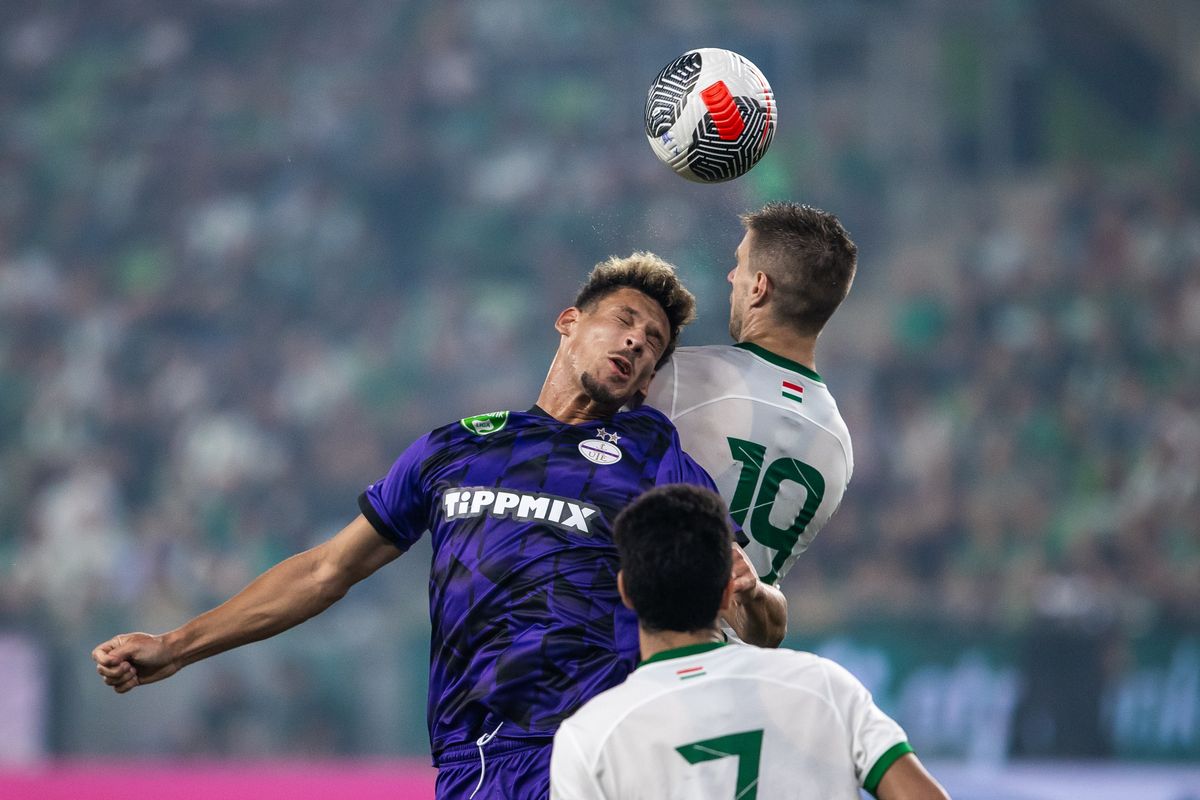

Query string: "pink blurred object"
[[0, 760, 437, 800]]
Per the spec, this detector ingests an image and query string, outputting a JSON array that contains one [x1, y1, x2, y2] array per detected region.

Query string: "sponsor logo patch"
[[460, 411, 509, 436], [442, 487, 600, 535]]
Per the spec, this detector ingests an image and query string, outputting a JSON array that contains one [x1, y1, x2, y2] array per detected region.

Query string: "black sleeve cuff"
[[357, 492, 391, 539]]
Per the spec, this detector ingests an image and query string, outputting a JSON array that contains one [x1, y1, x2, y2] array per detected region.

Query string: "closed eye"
[[614, 304, 665, 353]]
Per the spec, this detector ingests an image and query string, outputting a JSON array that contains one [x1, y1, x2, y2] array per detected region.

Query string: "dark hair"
[[574, 252, 697, 368], [740, 202, 857, 336], [613, 484, 732, 633]]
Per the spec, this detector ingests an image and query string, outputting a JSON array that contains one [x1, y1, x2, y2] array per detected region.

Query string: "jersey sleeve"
[[654, 425, 716, 489], [821, 658, 913, 796], [550, 721, 608, 800], [655, 427, 748, 546], [357, 432, 434, 553]]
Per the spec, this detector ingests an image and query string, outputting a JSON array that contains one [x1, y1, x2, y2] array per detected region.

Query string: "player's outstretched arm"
[[723, 544, 787, 647], [876, 753, 952, 800], [92, 514, 399, 694]]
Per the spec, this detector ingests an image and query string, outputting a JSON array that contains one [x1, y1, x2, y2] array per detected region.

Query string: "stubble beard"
[[580, 371, 624, 407], [728, 303, 744, 342]]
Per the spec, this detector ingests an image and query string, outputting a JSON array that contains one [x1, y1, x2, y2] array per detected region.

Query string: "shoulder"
[[651, 345, 750, 404], [615, 403, 675, 431], [672, 344, 737, 357], [426, 409, 549, 443], [669, 344, 745, 370], [454, 409, 518, 437], [803, 653, 873, 703], [713, 645, 843, 693], [670, 342, 831, 392], [411, 410, 548, 472], [722, 648, 879, 724], [613, 406, 698, 469], [734, 642, 826, 672]]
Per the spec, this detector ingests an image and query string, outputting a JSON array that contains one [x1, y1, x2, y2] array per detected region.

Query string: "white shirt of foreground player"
[[549, 641, 911, 800], [643, 343, 853, 586]]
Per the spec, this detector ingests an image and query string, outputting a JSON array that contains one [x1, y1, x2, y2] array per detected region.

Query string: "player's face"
[[727, 230, 755, 341], [562, 287, 670, 406]]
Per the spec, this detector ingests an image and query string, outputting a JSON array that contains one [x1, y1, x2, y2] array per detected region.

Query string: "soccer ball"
[[645, 48, 776, 183]]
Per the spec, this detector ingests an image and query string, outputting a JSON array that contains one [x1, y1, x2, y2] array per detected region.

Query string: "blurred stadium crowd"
[[1, 0, 1198, 758]]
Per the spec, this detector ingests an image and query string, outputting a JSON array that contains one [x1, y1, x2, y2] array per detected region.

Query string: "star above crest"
[[595, 428, 621, 444]]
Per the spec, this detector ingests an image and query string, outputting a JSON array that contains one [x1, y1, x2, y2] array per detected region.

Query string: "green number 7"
[[676, 729, 764, 800]]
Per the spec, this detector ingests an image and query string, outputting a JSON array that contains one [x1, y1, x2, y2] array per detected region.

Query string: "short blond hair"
[[575, 252, 697, 367]]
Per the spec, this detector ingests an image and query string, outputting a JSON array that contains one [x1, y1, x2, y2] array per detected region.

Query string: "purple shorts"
[[435, 739, 552, 800]]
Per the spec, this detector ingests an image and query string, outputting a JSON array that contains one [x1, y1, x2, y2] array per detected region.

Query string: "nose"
[[727, 267, 736, 283], [625, 332, 644, 354]]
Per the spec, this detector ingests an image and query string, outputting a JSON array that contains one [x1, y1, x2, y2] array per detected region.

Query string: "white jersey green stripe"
[[550, 642, 912, 799], [643, 343, 853, 585]]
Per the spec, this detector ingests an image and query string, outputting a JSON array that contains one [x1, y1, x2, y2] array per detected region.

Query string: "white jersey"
[[550, 642, 912, 800], [643, 343, 853, 584]]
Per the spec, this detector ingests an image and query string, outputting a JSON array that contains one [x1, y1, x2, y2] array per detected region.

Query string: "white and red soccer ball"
[[645, 48, 776, 183]]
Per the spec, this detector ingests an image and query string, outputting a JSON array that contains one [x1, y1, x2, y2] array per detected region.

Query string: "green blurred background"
[[1, 0, 1198, 771]]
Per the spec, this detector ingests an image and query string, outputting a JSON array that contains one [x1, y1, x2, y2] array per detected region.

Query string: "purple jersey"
[[359, 405, 717, 763]]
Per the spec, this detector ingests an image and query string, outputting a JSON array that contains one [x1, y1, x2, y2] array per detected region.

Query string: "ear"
[[555, 306, 580, 337], [748, 271, 772, 308], [717, 575, 736, 614], [617, 570, 635, 611]]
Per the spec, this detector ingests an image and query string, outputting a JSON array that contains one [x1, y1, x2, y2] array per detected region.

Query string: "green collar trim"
[[733, 342, 823, 383], [638, 641, 728, 667]]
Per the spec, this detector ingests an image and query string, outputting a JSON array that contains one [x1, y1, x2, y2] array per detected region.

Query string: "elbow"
[[309, 556, 354, 609], [315, 576, 351, 607], [735, 614, 787, 648], [758, 615, 786, 648], [766, 622, 787, 649], [760, 587, 788, 647], [743, 626, 785, 649]]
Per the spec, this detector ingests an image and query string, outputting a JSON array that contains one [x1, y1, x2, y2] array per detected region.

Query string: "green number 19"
[[676, 729, 764, 800], [727, 437, 825, 584]]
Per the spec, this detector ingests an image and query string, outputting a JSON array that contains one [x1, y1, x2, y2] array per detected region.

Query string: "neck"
[[737, 314, 818, 371], [535, 355, 622, 424], [639, 625, 724, 662]]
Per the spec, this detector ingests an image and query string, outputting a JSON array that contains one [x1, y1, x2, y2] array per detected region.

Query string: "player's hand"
[[730, 544, 764, 603], [92, 632, 179, 693]]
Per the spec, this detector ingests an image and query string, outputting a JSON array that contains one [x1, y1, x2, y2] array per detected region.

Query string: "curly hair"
[[574, 252, 697, 367]]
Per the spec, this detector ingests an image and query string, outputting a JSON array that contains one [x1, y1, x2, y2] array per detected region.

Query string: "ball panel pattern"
[[682, 96, 774, 182], [698, 80, 746, 141], [644, 51, 704, 138], [644, 48, 775, 183]]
